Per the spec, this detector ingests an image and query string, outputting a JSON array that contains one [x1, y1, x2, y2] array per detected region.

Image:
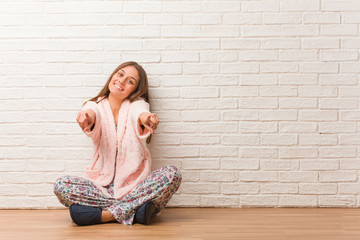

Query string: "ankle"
[[101, 210, 116, 223]]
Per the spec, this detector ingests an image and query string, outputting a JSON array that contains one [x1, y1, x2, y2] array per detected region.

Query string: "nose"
[[119, 76, 126, 85]]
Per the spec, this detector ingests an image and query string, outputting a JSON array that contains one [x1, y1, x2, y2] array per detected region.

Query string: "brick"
[[321, 24, 358, 36], [319, 74, 357, 85], [223, 13, 261, 25], [340, 160, 360, 170], [222, 183, 259, 194], [322, 0, 360, 11], [240, 122, 277, 133], [200, 171, 238, 182], [339, 183, 360, 194], [301, 160, 339, 170], [319, 195, 356, 207], [222, 135, 259, 145], [280, 195, 318, 207], [280, 148, 318, 159], [200, 146, 238, 157], [181, 171, 200, 182], [166, 195, 200, 207], [241, 195, 278, 207], [201, 196, 239, 207], [163, 52, 199, 62], [342, 38, 360, 49], [260, 160, 299, 171], [299, 134, 337, 145], [181, 87, 218, 98], [261, 63, 298, 73], [259, 110, 297, 121], [260, 134, 297, 146], [162, 26, 201, 37], [261, 183, 298, 194], [221, 159, 259, 170], [340, 135, 360, 145], [239, 148, 278, 158], [222, 63, 259, 74], [319, 123, 357, 133], [181, 183, 220, 194], [302, 38, 339, 49], [181, 110, 219, 122], [303, 13, 340, 23], [279, 51, 318, 62], [223, 110, 258, 121], [279, 171, 318, 182], [263, 13, 301, 24], [280, 0, 320, 11], [239, 98, 278, 109], [163, 2, 201, 12], [339, 87, 360, 97], [242, 25, 281, 37], [200, 75, 237, 86], [145, 14, 181, 25], [279, 98, 317, 109], [319, 171, 357, 182], [341, 111, 360, 121], [281, 25, 319, 37], [299, 110, 337, 121], [203, 26, 240, 37], [124, 1, 162, 12], [199, 99, 238, 110], [182, 159, 219, 170], [240, 171, 278, 182], [242, 1, 279, 12], [300, 63, 339, 73], [200, 123, 238, 133], [260, 86, 297, 97], [222, 39, 259, 49], [221, 86, 258, 97], [183, 14, 221, 25], [261, 39, 300, 49], [299, 183, 337, 194], [319, 147, 356, 158], [241, 50, 278, 61], [151, 146, 199, 158], [279, 122, 317, 133], [321, 50, 358, 61], [161, 76, 199, 87], [183, 135, 220, 145]]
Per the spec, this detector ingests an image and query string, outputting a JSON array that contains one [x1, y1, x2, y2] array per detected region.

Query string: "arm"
[[79, 101, 101, 139]]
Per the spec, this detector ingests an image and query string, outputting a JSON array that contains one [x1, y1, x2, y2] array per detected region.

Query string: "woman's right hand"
[[76, 110, 96, 132]]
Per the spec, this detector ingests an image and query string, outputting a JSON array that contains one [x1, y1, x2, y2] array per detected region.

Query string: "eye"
[[128, 79, 134, 85]]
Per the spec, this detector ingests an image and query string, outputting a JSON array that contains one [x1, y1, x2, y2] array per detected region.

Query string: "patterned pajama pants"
[[53, 165, 182, 225]]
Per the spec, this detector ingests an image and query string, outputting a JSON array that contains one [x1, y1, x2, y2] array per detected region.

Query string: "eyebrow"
[[120, 69, 137, 83]]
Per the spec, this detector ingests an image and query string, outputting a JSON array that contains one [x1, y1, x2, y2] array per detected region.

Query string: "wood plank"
[[1, 208, 360, 240]]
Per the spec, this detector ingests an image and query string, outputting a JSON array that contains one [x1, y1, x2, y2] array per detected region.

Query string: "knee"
[[167, 165, 182, 184], [53, 175, 71, 195]]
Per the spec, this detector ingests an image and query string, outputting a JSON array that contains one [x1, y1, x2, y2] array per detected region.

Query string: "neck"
[[108, 93, 124, 114]]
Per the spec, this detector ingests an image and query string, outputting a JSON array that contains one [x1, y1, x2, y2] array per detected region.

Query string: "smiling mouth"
[[114, 83, 124, 91]]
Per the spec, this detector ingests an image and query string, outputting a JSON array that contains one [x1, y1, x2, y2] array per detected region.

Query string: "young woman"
[[53, 61, 182, 226]]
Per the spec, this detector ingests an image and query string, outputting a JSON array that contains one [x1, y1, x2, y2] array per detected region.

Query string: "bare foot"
[[101, 210, 116, 223]]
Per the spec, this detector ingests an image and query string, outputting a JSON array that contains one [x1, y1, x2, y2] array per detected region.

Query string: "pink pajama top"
[[80, 97, 152, 200]]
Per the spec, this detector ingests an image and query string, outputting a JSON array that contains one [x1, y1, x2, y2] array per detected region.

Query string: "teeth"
[[114, 83, 123, 91]]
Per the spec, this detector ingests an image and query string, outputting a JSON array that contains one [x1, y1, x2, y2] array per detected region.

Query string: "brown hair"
[[85, 61, 152, 144]]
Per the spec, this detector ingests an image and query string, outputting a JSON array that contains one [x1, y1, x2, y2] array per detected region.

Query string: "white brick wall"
[[1, 0, 360, 209]]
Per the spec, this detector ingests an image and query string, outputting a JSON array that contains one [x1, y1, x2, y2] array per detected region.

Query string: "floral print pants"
[[53, 165, 182, 225]]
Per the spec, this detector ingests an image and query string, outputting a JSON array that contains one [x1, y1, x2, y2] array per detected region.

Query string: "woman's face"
[[109, 65, 140, 100]]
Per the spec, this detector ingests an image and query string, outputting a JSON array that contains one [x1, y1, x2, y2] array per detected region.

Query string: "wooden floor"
[[1, 208, 360, 240]]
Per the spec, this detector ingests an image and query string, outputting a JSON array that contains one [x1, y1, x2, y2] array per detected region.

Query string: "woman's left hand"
[[139, 112, 160, 134]]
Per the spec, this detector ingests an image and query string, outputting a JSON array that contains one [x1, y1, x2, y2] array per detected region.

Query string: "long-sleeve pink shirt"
[[80, 97, 152, 200]]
